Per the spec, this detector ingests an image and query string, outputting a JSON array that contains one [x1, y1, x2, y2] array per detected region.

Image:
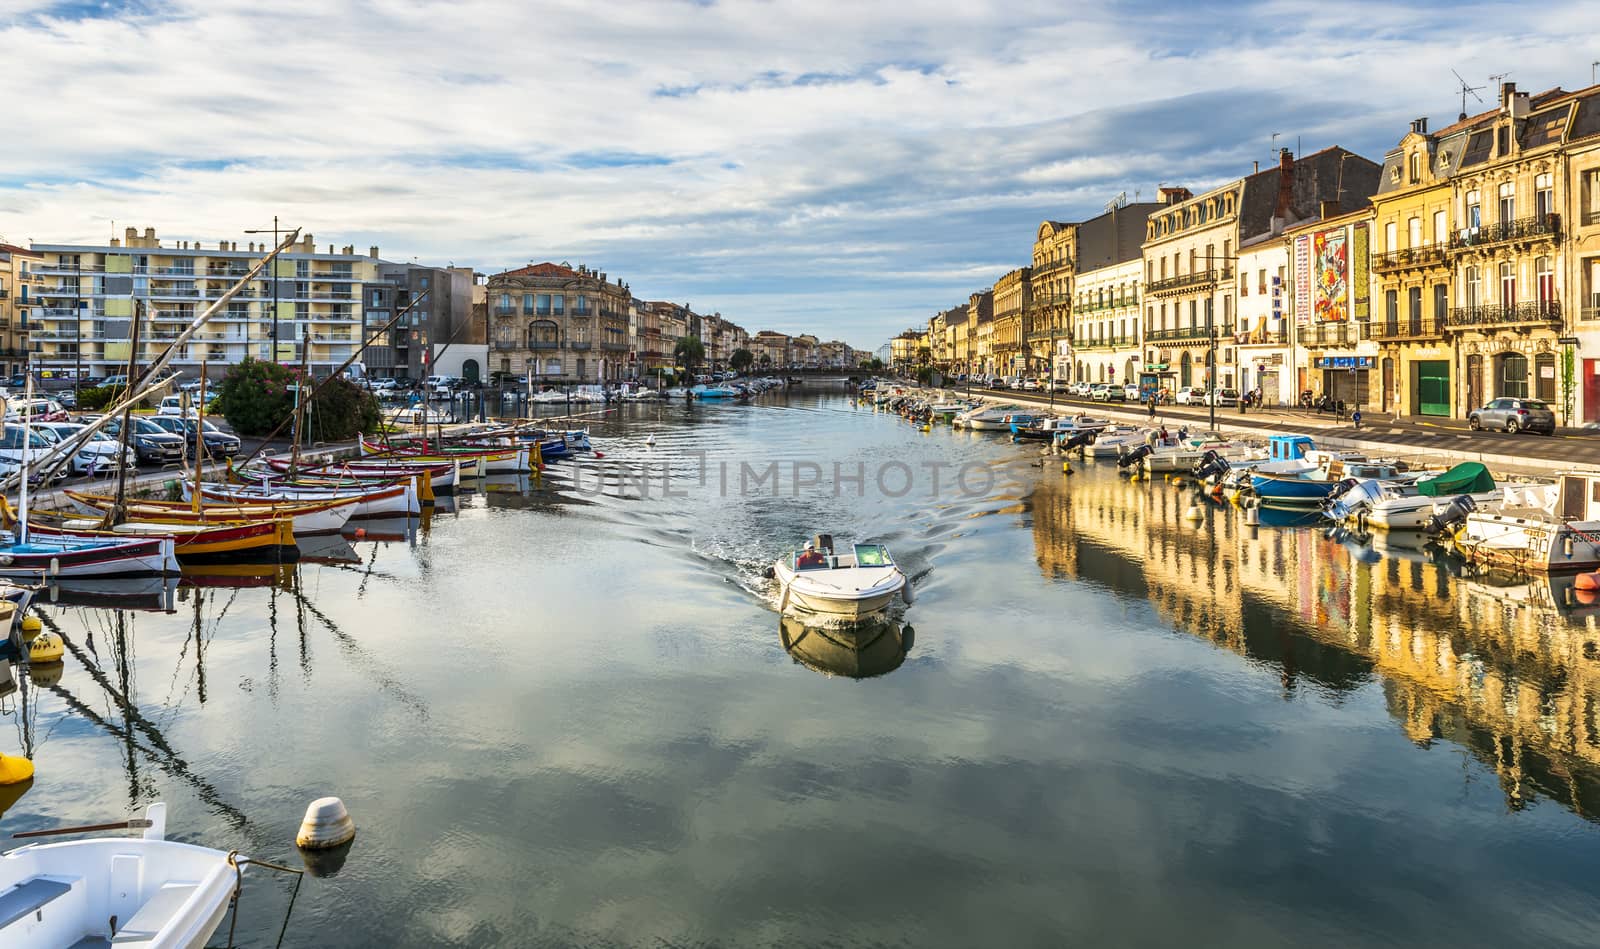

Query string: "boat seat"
[[0, 876, 72, 929], [110, 883, 197, 945]]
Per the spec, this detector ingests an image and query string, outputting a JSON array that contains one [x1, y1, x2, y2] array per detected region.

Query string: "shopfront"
[[1412, 360, 1450, 417], [1316, 355, 1373, 407]]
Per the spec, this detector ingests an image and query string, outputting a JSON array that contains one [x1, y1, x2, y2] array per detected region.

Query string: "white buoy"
[[296, 796, 357, 850], [1184, 504, 1204, 522], [1244, 506, 1260, 525], [645, 434, 656, 448]]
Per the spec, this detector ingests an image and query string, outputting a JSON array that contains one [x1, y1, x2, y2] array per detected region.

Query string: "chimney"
[[143, 227, 155, 241], [1273, 148, 1295, 223], [1319, 199, 1341, 220], [125, 227, 137, 244], [220, 240, 230, 251], [1500, 81, 1517, 112], [1410, 117, 1429, 135], [1253, 160, 1259, 173], [370, 246, 379, 258]]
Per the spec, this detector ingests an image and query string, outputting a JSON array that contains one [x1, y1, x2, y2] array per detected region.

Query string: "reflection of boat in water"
[[779, 612, 913, 679], [180, 562, 296, 589], [1462, 571, 1600, 621], [34, 575, 180, 613], [1253, 505, 1325, 529], [296, 533, 361, 565]]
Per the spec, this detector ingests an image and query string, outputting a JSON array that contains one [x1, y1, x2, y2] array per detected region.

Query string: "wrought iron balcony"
[[1369, 318, 1443, 341], [601, 341, 629, 352], [1583, 208, 1600, 228], [1074, 335, 1137, 350], [1146, 268, 1230, 296], [1302, 322, 1356, 346], [1445, 300, 1562, 330], [1448, 215, 1561, 252], [531, 339, 561, 350], [1146, 323, 1230, 343], [1371, 245, 1448, 272], [494, 306, 517, 316], [569, 341, 592, 351], [1235, 329, 1290, 345]]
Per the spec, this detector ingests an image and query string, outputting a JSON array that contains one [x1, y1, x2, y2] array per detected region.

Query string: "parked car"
[[5, 398, 69, 423], [1088, 383, 1110, 401], [145, 415, 243, 458], [92, 415, 188, 465], [1469, 398, 1557, 434], [1174, 386, 1207, 405], [33, 421, 138, 475], [0, 424, 60, 475], [1021, 378, 1042, 391], [1205, 387, 1241, 407], [1123, 383, 1142, 402], [156, 395, 188, 416], [1066, 382, 1089, 398]]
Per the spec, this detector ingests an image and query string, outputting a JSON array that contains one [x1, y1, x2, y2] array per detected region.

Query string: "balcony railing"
[[531, 339, 561, 350], [1583, 208, 1600, 228], [1075, 296, 1138, 314], [1448, 215, 1561, 252], [1235, 329, 1290, 345], [1033, 259, 1073, 279], [1445, 300, 1562, 330], [1371, 245, 1448, 272], [1302, 322, 1356, 346], [1146, 323, 1230, 343], [1074, 335, 1137, 350], [494, 306, 517, 316], [1146, 268, 1230, 296], [1369, 318, 1443, 341], [1583, 305, 1600, 322]]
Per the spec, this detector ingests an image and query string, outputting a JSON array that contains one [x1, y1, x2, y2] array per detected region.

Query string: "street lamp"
[[244, 216, 290, 364]]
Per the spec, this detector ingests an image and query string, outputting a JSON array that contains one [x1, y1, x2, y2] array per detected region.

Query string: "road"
[[943, 384, 1600, 471]]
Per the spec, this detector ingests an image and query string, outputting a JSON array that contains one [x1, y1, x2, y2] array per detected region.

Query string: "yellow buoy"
[[0, 754, 33, 786], [29, 662, 62, 687], [29, 631, 63, 664], [1061, 461, 1073, 475], [20, 616, 41, 642]]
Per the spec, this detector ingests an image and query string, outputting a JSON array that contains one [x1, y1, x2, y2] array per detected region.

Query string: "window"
[[1384, 289, 1398, 327], [1240, 273, 1249, 296], [1433, 283, 1448, 320], [1465, 266, 1482, 307], [1385, 221, 1398, 251], [370, 290, 383, 307], [1499, 262, 1516, 309], [1258, 268, 1267, 294], [1408, 217, 1422, 248], [522, 293, 534, 314], [1433, 210, 1448, 245], [1466, 190, 1481, 231], [1498, 352, 1528, 399], [1408, 286, 1422, 329], [1408, 152, 1421, 184], [1536, 256, 1554, 309], [1535, 173, 1554, 220], [536, 293, 551, 315], [1498, 182, 1515, 224], [1159, 257, 1167, 279]]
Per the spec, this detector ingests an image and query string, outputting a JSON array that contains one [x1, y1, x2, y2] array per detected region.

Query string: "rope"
[[212, 849, 305, 949]]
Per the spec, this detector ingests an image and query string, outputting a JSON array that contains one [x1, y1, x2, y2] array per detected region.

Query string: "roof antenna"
[[1452, 68, 1485, 121]]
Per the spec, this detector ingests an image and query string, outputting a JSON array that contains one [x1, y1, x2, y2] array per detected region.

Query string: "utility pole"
[[73, 256, 82, 397]]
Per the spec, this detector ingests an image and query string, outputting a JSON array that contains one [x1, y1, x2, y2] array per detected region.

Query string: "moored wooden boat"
[[28, 511, 299, 563], [64, 490, 355, 535], [194, 479, 419, 518], [361, 439, 526, 473], [261, 456, 460, 491]]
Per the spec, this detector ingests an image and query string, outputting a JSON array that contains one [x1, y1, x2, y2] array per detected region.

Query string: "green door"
[[1414, 360, 1450, 416]]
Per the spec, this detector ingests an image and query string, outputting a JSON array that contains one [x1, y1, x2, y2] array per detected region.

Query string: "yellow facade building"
[[0, 242, 39, 377], [992, 268, 1029, 378], [1028, 222, 1075, 379]]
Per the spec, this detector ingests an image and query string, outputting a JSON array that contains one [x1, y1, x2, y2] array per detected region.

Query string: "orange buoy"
[[1576, 588, 1598, 606], [1576, 572, 1600, 591]]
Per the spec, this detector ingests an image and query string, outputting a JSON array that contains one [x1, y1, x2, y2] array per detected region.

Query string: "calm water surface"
[[7, 391, 1600, 947]]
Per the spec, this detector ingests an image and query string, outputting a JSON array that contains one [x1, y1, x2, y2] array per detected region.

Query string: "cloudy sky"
[[0, 1, 1595, 349]]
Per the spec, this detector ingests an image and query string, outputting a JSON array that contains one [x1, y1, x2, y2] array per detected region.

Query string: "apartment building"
[[487, 262, 632, 384]]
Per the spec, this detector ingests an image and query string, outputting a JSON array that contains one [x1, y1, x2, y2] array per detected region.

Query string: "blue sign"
[[1315, 356, 1374, 369]]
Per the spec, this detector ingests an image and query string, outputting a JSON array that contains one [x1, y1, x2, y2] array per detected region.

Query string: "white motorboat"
[[0, 803, 242, 948], [530, 388, 569, 404], [954, 404, 1019, 430], [1328, 462, 1501, 531], [771, 534, 910, 618], [1086, 425, 1147, 459], [1454, 475, 1600, 572]]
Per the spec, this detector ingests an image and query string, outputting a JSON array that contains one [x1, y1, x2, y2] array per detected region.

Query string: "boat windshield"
[[853, 544, 890, 567]]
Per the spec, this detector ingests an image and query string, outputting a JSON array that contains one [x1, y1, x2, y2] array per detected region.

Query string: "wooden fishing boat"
[[260, 456, 460, 491], [361, 438, 530, 473], [27, 512, 298, 563], [193, 479, 419, 518], [0, 533, 176, 578], [64, 490, 356, 535]]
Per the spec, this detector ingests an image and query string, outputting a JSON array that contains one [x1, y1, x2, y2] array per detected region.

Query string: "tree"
[[758, 353, 773, 370], [305, 376, 381, 441], [729, 348, 753, 373], [673, 335, 705, 373], [869, 358, 885, 370], [214, 357, 297, 437]]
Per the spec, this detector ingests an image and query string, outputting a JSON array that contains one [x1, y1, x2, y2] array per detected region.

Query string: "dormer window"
[[1408, 152, 1421, 184]]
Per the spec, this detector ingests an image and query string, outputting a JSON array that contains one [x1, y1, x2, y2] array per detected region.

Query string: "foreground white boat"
[[0, 803, 241, 948], [772, 535, 910, 617], [1456, 476, 1600, 572]]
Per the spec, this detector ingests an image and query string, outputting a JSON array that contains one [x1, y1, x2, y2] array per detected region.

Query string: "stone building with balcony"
[[1444, 83, 1578, 416], [1570, 91, 1600, 421], [0, 242, 40, 377], [965, 290, 994, 377], [1367, 115, 1465, 417], [1067, 199, 1161, 388], [751, 330, 790, 371], [1027, 222, 1075, 378], [992, 267, 1030, 378], [1143, 148, 1379, 398], [1285, 204, 1378, 406], [487, 262, 632, 385], [1232, 234, 1291, 404], [30, 226, 380, 380]]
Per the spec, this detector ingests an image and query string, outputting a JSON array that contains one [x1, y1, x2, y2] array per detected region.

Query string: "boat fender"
[[902, 581, 915, 605], [1566, 537, 1576, 559], [20, 615, 41, 641], [0, 752, 33, 786], [763, 566, 775, 579], [901, 625, 915, 653], [1575, 572, 1600, 592]]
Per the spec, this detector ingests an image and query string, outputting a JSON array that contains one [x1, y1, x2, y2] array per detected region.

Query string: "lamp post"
[[244, 216, 288, 365]]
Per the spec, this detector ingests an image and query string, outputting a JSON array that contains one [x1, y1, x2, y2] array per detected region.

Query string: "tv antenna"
[[1452, 68, 1485, 120], [1105, 192, 1128, 213]]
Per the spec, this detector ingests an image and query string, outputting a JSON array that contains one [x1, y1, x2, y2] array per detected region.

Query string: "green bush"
[[75, 385, 119, 411], [214, 357, 298, 437], [305, 376, 380, 441]]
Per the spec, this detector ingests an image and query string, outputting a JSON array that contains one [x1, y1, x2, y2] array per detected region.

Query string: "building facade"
[[487, 262, 632, 385], [30, 227, 382, 379], [992, 267, 1030, 378], [1072, 257, 1142, 386], [362, 263, 481, 381], [1027, 223, 1075, 378], [0, 243, 39, 377], [1232, 234, 1292, 404], [1285, 206, 1378, 406]]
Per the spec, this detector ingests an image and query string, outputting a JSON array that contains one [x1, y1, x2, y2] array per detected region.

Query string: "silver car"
[[1469, 397, 1556, 434]]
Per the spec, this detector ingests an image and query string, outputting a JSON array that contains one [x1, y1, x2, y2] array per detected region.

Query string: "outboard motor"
[[812, 534, 835, 555], [1426, 495, 1477, 535], [1189, 449, 1230, 481], [1117, 444, 1152, 469], [1061, 430, 1095, 452]]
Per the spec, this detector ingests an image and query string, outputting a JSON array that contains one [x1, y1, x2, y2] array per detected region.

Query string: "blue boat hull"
[[1250, 474, 1340, 506]]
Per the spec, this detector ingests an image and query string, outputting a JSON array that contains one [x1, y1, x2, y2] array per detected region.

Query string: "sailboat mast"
[[192, 361, 206, 514], [290, 328, 310, 475], [19, 370, 31, 545], [110, 304, 144, 526]]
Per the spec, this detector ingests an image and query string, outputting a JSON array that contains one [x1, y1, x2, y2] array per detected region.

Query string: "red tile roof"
[[494, 261, 580, 278]]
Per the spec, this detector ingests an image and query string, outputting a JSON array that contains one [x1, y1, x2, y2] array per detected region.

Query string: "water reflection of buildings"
[[779, 613, 912, 680], [1030, 471, 1600, 819]]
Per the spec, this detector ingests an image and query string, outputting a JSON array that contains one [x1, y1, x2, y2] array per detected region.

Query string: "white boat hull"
[[1459, 513, 1600, 572]]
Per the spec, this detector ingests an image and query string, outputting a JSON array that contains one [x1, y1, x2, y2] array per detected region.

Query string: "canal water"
[[6, 390, 1600, 947]]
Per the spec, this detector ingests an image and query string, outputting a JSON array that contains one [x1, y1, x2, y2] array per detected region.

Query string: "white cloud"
[[1, 0, 1596, 348]]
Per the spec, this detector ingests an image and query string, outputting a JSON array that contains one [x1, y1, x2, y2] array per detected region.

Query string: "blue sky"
[[0, 0, 1595, 350]]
